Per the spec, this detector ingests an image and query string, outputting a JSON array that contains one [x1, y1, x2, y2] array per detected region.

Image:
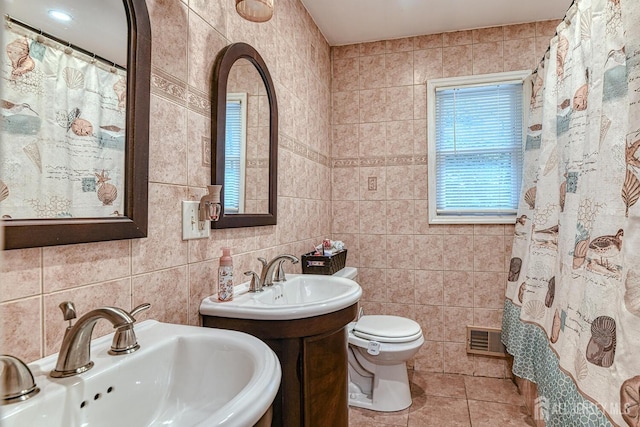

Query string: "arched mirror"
[[211, 42, 277, 228], [1, 0, 151, 249]]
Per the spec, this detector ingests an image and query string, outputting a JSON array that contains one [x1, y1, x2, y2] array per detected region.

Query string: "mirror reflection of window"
[[224, 93, 247, 214]]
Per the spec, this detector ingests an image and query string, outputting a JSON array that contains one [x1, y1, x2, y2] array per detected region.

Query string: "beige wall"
[[330, 21, 560, 377], [0, 0, 332, 363], [1, 0, 562, 375]]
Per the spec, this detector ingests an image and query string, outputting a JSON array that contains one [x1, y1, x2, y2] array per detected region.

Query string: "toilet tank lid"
[[333, 267, 357, 280], [353, 315, 422, 340]]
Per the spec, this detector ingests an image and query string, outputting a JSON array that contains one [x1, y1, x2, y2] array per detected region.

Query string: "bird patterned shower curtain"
[[501, 0, 640, 425]]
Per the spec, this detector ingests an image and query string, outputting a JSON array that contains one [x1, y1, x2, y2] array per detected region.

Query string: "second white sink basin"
[[1, 321, 280, 427], [200, 274, 362, 320]]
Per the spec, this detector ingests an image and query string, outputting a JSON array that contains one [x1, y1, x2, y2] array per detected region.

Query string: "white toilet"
[[333, 267, 424, 412], [347, 314, 424, 412]]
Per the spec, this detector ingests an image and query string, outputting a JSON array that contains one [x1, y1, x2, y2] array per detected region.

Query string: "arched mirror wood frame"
[[211, 42, 277, 229], [2, 0, 151, 250]]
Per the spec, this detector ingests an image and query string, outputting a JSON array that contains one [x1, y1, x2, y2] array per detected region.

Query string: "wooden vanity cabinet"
[[202, 303, 357, 427]]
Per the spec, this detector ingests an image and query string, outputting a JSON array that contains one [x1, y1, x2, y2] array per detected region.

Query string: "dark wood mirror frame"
[[2, 0, 151, 250], [211, 42, 277, 229]]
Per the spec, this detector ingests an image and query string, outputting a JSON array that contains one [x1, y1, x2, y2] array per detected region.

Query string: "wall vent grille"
[[466, 326, 507, 357]]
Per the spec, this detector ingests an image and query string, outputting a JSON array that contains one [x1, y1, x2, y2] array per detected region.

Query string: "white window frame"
[[427, 70, 531, 225], [225, 92, 248, 214]]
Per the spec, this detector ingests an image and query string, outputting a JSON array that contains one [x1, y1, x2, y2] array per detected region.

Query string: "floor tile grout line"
[[464, 378, 473, 427]]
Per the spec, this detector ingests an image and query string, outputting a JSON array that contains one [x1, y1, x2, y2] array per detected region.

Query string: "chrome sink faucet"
[[50, 302, 150, 378], [245, 254, 299, 292], [259, 254, 299, 287]]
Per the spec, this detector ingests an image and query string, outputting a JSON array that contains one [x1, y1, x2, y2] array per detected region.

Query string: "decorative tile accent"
[[187, 87, 211, 116], [150, 67, 187, 106], [247, 158, 269, 168], [293, 139, 308, 157], [332, 158, 360, 168], [280, 134, 297, 152], [303, 148, 316, 163], [201, 136, 211, 166], [386, 155, 414, 166], [415, 155, 428, 165], [360, 157, 386, 167], [318, 153, 330, 166], [367, 176, 377, 191], [332, 155, 430, 168]]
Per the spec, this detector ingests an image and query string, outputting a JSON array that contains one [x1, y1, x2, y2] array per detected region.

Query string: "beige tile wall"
[[1, 0, 562, 374], [330, 21, 561, 377], [0, 0, 332, 363]]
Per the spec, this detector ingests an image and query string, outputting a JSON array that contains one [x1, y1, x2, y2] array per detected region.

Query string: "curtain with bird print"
[[501, 0, 640, 425], [1, 21, 127, 219]]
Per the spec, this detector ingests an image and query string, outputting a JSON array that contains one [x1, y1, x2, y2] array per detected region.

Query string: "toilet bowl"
[[347, 314, 424, 412]]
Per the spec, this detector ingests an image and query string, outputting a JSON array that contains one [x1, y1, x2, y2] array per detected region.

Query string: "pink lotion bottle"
[[218, 247, 234, 302]]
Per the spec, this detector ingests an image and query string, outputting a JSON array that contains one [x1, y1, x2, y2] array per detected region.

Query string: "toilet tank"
[[334, 267, 358, 281]]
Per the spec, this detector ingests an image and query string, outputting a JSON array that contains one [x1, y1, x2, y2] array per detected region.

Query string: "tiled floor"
[[349, 372, 535, 426]]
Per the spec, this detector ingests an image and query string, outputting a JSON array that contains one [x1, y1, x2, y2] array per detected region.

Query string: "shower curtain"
[[501, 0, 640, 426], [1, 20, 127, 219]]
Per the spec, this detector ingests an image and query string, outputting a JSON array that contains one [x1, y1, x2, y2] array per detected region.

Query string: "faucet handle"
[[0, 355, 40, 403], [108, 303, 150, 356], [244, 270, 263, 293], [58, 301, 76, 322], [130, 303, 151, 319], [58, 301, 77, 339], [257, 257, 268, 267]]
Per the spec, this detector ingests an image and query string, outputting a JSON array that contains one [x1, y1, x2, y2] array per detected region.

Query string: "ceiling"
[[5, 0, 127, 67], [300, 0, 572, 46]]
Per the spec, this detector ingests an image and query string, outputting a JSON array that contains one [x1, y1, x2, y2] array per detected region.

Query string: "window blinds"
[[434, 82, 523, 217], [225, 99, 244, 214]]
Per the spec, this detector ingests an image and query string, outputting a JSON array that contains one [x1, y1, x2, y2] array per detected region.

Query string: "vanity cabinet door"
[[201, 303, 356, 427], [302, 327, 349, 427]]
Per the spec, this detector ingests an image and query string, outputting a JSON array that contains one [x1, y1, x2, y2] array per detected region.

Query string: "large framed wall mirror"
[[1, 0, 151, 249], [211, 42, 277, 228]]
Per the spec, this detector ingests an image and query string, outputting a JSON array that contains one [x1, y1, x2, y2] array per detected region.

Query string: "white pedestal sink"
[[199, 274, 362, 320], [1, 321, 281, 427]]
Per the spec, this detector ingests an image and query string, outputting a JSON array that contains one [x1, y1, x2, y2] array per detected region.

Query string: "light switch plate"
[[182, 201, 210, 240]]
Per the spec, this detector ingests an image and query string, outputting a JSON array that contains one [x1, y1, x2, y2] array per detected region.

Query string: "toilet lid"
[[352, 315, 423, 343]]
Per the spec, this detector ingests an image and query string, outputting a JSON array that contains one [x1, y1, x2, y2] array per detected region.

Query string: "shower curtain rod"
[[533, 0, 577, 75], [4, 14, 126, 72]]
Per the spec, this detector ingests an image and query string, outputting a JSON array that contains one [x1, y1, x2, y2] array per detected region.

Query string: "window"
[[427, 71, 530, 224], [225, 93, 248, 214]]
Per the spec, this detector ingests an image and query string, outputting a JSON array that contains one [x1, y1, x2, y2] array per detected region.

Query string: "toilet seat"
[[352, 315, 422, 343]]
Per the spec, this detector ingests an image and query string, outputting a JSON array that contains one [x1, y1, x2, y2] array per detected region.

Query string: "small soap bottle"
[[218, 247, 234, 302]]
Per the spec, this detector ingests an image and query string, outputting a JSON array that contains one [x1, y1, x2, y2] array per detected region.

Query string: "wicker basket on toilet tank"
[[301, 249, 347, 275]]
